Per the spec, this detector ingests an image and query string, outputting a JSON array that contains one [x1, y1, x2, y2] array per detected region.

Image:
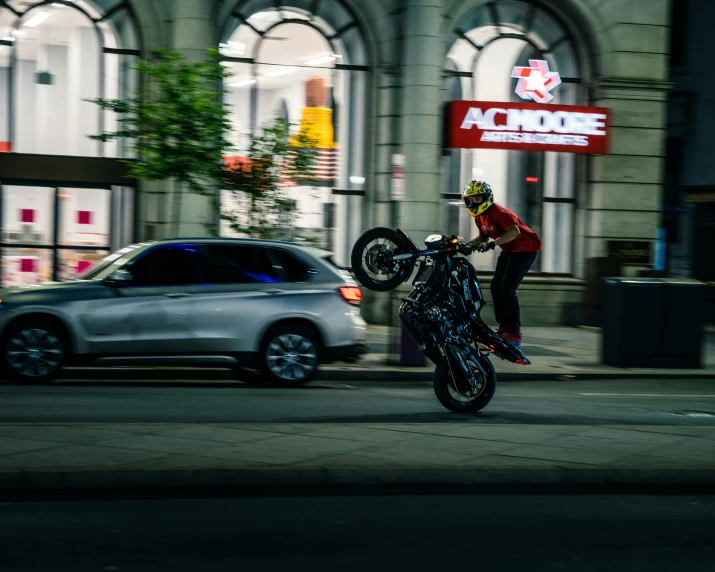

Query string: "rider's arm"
[[467, 235, 484, 245], [494, 224, 520, 246]]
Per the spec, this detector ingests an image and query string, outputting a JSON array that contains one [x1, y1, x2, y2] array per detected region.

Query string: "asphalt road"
[[1, 378, 715, 425], [1, 494, 713, 571]]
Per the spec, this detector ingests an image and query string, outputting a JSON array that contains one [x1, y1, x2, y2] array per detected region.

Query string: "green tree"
[[221, 117, 318, 240], [88, 49, 232, 236]]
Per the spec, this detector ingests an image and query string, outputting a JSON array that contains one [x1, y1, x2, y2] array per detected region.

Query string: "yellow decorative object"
[[292, 107, 339, 149]]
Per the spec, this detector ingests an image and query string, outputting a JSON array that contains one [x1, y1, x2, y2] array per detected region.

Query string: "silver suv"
[[0, 239, 368, 385]]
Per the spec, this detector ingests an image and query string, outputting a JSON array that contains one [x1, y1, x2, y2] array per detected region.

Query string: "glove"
[[476, 241, 495, 252], [457, 243, 474, 255]]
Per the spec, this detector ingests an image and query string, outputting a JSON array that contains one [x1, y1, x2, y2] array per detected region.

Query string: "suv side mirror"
[[105, 269, 133, 286]]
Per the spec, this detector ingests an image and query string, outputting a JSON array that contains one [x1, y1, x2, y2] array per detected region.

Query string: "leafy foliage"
[[221, 118, 318, 240], [88, 49, 232, 197], [89, 50, 318, 239]]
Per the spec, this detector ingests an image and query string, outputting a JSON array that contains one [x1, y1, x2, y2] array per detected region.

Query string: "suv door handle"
[[164, 293, 191, 299], [264, 289, 285, 295]]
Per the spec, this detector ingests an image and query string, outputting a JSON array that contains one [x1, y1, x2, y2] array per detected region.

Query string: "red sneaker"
[[501, 330, 523, 344]]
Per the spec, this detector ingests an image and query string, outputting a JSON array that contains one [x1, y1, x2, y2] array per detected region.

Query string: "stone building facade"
[[0, 0, 672, 324]]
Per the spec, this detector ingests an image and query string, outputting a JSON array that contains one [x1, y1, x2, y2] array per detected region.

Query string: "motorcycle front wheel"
[[351, 227, 415, 292], [433, 357, 496, 413]]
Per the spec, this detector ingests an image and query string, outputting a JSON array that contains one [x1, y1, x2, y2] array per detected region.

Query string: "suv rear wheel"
[[1, 319, 66, 384], [259, 325, 319, 387]]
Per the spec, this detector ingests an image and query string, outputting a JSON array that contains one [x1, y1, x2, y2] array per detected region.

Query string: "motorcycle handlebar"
[[387, 240, 489, 264]]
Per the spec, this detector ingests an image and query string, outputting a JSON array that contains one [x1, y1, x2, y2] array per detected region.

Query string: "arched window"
[[219, 1, 368, 265], [446, 1, 587, 273], [0, 0, 141, 157]]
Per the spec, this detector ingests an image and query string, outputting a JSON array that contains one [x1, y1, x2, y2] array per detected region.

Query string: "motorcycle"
[[351, 227, 530, 413]]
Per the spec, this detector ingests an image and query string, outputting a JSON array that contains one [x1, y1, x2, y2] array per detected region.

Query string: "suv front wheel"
[[260, 325, 319, 387], [1, 319, 66, 384]]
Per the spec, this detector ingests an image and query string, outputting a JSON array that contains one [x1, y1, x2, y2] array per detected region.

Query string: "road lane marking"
[[578, 393, 715, 397]]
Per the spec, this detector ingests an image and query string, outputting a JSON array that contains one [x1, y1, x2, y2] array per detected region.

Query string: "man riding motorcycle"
[[462, 181, 542, 345]]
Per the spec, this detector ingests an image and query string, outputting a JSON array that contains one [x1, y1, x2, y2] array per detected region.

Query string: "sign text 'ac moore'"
[[446, 101, 611, 155]]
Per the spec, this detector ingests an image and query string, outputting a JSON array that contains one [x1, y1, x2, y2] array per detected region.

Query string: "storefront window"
[[58, 187, 110, 247], [0, 1, 139, 158], [445, 1, 582, 274], [220, 2, 368, 265], [0, 183, 134, 285], [1, 185, 55, 245], [57, 248, 111, 282], [1, 247, 52, 287]]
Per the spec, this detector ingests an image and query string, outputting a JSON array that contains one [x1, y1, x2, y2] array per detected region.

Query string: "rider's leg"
[[498, 251, 537, 334], [490, 253, 509, 331]]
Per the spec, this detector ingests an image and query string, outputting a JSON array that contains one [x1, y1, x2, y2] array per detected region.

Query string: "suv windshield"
[[77, 244, 147, 280]]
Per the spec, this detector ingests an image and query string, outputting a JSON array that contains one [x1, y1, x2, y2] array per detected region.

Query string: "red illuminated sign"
[[445, 100, 611, 155]]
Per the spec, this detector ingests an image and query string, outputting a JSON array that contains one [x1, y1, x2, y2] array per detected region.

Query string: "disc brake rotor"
[[451, 362, 486, 400], [365, 244, 398, 275]]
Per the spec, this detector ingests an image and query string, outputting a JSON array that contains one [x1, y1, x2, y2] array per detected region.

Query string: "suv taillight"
[[339, 286, 362, 304]]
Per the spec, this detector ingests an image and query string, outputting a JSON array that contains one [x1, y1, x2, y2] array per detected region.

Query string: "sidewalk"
[[58, 325, 715, 383], [1, 421, 714, 492], [323, 324, 715, 382]]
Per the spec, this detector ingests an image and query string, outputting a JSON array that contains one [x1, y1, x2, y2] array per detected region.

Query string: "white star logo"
[[511, 60, 562, 104]]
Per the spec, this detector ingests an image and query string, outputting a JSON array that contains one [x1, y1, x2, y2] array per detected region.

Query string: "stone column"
[[135, 0, 218, 239], [576, 0, 671, 278], [397, 0, 445, 245]]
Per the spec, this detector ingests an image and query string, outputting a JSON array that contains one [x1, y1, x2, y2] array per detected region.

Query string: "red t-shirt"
[[474, 203, 542, 253]]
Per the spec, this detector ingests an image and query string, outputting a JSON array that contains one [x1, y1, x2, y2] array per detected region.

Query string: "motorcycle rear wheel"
[[433, 357, 496, 413], [351, 227, 415, 292]]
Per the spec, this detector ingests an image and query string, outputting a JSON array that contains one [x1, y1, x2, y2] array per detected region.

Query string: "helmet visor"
[[464, 195, 484, 214]]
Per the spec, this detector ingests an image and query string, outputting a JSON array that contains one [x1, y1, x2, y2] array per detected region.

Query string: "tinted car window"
[[272, 249, 309, 282], [206, 245, 283, 284], [127, 245, 201, 287]]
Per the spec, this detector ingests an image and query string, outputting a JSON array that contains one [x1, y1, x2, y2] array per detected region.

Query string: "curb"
[[50, 367, 715, 384], [317, 370, 715, 382], [1, 468, 714, 495]]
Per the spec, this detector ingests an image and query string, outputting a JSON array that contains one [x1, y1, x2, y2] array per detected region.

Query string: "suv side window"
[[271, 249, 309, 282], [126, 245, 201, 287], [206, 245, 283, 284]]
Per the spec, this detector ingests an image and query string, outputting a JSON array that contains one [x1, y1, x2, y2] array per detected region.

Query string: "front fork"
[[444, 343, 489, 391]]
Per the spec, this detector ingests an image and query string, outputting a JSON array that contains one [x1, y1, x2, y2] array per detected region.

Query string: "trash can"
[[661, 278, 706, 368], [602, 278, 705, 368]]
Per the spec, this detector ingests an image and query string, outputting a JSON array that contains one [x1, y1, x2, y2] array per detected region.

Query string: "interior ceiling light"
[[229, 78, 256, 88], [264, 66, 299, 77], [24, 12, 52, 27], [305, 56, 336, 66], [2, 36, 15, 41]]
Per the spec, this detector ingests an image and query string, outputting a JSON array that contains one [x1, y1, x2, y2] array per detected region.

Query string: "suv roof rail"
[[158, 237, 305, 247]]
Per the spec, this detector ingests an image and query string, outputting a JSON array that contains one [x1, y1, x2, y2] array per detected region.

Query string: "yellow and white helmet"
[[462, 180, 493, 216]]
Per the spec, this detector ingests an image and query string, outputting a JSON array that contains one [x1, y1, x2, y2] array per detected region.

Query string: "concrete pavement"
[[344, 324, 715, 381], [1, 378, 714, 492]]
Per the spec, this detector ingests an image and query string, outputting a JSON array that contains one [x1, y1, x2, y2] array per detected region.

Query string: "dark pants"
[[490, 251, 538, 333]]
